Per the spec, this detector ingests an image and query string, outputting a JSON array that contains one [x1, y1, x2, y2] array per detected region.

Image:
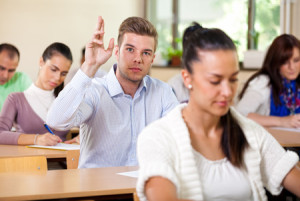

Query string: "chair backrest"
[[0, 156, 47, 173], [66, 150, 80, 169]]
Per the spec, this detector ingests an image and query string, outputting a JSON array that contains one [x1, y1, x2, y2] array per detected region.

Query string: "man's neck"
[[115, 68, 142, 98]]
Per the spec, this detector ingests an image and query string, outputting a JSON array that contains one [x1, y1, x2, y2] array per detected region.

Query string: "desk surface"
[[266, 127, 300, 147], [0, 145, 67, 159], [0, 166, 138, 201]]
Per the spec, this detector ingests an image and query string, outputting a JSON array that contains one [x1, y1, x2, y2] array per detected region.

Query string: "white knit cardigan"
[[137, 104, 299, 201]]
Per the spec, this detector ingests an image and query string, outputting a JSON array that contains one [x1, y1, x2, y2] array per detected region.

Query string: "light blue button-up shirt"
[[47, 64, 179, 168]]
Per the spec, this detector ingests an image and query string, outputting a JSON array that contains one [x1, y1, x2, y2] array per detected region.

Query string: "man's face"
[[0, 51, 19, 85], [115, 33, 155, 84]]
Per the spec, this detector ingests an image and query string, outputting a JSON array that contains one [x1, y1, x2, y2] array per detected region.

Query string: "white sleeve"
[[235, 76, 270, 116], [136, 124, 179, 201], [258, 126, 299, 194], [46, 69, 96, 130]]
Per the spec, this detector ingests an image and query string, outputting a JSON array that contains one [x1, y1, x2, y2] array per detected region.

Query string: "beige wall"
[[0, 0, 143, 80]]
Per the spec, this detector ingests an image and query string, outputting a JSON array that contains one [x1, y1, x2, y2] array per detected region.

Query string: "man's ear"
[[114, 45, 119, 60], [181, 69, 192, 89], [151, 53, 156, 64]]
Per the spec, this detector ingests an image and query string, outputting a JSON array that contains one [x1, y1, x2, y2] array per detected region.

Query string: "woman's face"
[[280, 47, 300, 81], [36, 54, 71, 90], [184, 50, 239, 117]]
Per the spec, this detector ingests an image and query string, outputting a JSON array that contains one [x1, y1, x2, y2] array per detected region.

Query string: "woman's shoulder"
[[249, 74, 270, 87], [6, 92, 25, 102]]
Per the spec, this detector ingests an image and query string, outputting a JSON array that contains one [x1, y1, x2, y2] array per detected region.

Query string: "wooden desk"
[[0, 145, 67, 159], [0, 145, 80, 169], [0, 166, 138, 200], [265, 127, 300, 147]]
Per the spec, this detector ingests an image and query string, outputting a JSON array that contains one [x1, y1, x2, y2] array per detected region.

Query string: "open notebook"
[[27, 143, 80, 151]]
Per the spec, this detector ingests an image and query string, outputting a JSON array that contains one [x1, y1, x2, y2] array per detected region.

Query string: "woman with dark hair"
[[0, 42, 76, 145], [136, 24, 300, 201], [236, 34, 300, 128]]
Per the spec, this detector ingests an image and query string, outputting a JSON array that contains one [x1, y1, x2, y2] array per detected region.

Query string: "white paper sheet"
[[117, 170, 139, 178], [27, 143, 80, 150]]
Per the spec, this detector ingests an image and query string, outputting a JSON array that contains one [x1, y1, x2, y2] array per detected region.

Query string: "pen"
[[44, 123, 54, 135]]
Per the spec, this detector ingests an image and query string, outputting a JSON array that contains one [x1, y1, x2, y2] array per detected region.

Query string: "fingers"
[[95, 16, 104, 39], [37, 133, 62, 146], [107, 38, 115, 52], [289, 115, 300, 128]]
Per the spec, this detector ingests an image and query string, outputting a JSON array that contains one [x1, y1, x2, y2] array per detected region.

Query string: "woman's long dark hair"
[[41, 42, 73, 97], [238, 34, 300, 105], [183, 23, 248, 167]]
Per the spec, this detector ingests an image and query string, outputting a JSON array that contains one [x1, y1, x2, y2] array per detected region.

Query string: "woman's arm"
[[248, 113, 300, 128], [145, 177, 195, 201], [18, 133, 62, 146], [282, 165, 300, 197]]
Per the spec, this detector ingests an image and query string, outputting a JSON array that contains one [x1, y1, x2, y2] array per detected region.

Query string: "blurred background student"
[[137, 24, 300, 201], [0, 42, 76, 145], [236, 34, 300, 128], [64, 47, 107, 85], [0, 43, 32, 111], [168, 73, 189, 103]]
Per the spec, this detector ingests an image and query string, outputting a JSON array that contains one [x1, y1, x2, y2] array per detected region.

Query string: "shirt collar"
[[106, 63, 148, 98]]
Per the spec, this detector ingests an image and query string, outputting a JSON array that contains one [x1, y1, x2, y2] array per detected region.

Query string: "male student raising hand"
[[47, 16, 178, 168]]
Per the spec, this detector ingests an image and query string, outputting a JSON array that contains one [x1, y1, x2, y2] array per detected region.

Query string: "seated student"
[[0, 42, 78, 145], [46, 16, 178, 168], [168, 73, 189, 103], [64, 47, 107, 85], [136, 23, 300, 201], [0, 43, 32, 111], [235, 34, 300, 128]]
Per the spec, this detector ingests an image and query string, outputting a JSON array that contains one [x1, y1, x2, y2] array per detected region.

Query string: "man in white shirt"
[[47, 16, 178, 168]]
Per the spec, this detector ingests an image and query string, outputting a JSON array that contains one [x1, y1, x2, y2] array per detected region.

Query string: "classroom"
[[1, 0, 300, 200]]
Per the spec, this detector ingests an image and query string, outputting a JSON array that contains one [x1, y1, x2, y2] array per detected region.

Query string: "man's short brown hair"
[[118, 17, 158, 51]]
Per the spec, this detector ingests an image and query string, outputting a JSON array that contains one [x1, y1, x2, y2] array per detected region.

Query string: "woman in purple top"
[[0, 42, 75, 145]]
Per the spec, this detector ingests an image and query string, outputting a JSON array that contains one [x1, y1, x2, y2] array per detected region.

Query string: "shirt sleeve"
[[235, 76, 269, 116], [0, 93, 22, 144], [46, 69, 96, 130], [257, 126, 299, 194], [136, 123, 179, 201], [161, 84, 179, 117]]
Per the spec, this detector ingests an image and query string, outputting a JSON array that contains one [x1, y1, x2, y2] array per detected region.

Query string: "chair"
[[66, 149, 80, 169], [0, 156, 47, 173]]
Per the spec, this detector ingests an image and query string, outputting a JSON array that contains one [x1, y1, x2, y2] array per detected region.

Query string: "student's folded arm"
[[46, 69, 95, 130], [247, 113, 282, 127], [247, 113, 300, 128]]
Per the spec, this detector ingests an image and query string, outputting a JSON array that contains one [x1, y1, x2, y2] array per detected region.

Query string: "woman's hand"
[[36, 133, 62, 146], [64, 135, 80, 144], [280, 114, 300, 128]]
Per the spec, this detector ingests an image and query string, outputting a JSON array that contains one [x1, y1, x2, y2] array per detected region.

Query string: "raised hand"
[[82, 16, 115, 77]]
